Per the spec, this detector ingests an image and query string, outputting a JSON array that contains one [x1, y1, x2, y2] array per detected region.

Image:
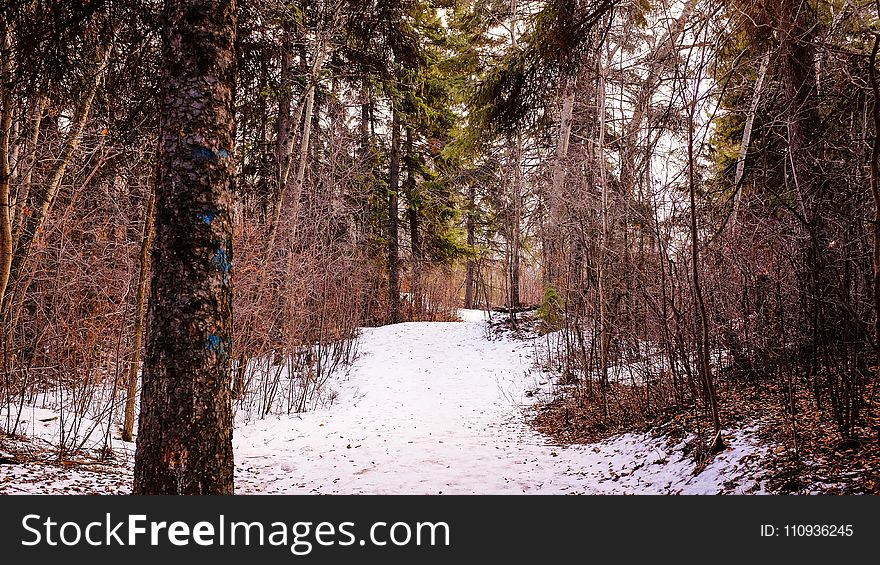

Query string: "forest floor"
[[514, 313, 880, 495], [0, 309, 812, 495]]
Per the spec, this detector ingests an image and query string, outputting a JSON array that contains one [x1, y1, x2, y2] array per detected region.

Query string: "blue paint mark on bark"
[[197, 207, 218, 225], [212, 247, 231, 274], [206, 334, 227, 357], [192, 146, 231, 162], [211, 242, 231, 286]]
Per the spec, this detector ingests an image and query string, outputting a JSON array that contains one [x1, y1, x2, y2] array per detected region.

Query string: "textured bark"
[[388, 105, 401, 324], [122, 189, 155, 443], [133, 0, 236, 495]]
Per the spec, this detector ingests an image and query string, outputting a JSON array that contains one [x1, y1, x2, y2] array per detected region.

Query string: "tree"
[[133, 0, 237, 495]]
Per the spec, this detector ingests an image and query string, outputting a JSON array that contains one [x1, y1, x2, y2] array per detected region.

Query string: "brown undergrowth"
[[500, 314, 880, 494]]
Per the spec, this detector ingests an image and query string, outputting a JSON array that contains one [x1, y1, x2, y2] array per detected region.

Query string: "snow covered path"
[[232, 312, 768, 494]]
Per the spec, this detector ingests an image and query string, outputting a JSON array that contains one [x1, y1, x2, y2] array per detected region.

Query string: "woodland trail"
[[233, 313, 568, 494], [232, 312, 767, 494]]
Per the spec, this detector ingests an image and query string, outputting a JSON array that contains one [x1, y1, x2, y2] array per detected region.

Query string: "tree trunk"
[[286, 48, 325, 239], [11, 95, 43, 243], [404, 128, 421, 317], [0, 26, 13, 313], [730, 53, 769, 229], [464, 183, 476, 309], [597, 58, 610, 418], [133, 0, 236, 495], [122, 189, 155, 443], [688, 75, 722, 450], [509, 132, 522, 312], [508, 0, 522, 318], [274, 19, 297, 204], [546, 84, 574, 288], [388, 104, 401, 324], [869, 29, 880, 391], [265, 28, 328, 262], [777, 0, 827, 391]]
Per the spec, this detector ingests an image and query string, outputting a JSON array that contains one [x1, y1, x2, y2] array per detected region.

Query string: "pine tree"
[[133, 0, 237, 495]]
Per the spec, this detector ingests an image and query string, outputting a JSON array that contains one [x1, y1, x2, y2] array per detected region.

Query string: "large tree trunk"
[[133, 0, 237, 495], [777, 0, 828, 388]]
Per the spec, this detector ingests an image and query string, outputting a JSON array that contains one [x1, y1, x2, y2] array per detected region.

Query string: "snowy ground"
[[1, 309, 770, 494]]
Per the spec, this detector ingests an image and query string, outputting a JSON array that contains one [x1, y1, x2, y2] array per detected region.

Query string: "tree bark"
[[133, 0, 237, 495]]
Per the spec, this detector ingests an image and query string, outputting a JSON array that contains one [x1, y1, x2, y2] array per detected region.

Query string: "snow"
[[457, 307, 491, 323], [1, 309, 769, 494]]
